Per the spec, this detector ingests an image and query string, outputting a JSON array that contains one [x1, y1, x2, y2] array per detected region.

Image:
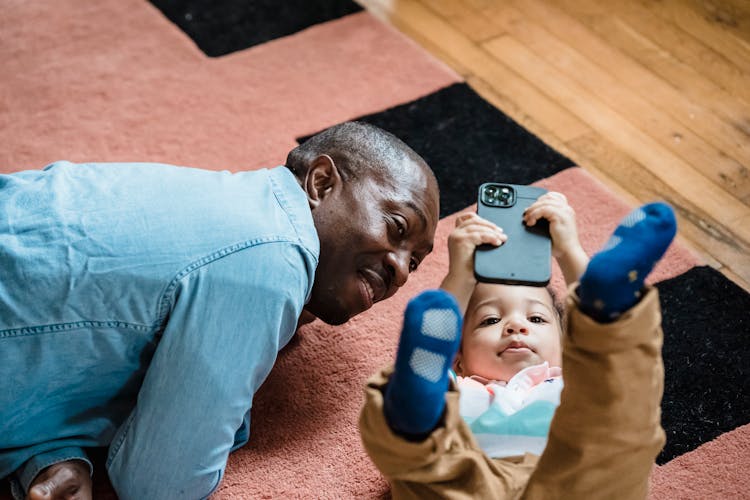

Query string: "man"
[[0, 122, 440, 499]]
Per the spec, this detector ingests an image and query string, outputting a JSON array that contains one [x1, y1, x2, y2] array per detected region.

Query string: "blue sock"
[[383, 289, 462, 440], [579, 202, 677, 322]]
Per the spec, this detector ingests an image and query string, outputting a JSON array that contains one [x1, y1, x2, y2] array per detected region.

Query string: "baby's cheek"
[[549, 343, 563, 367]]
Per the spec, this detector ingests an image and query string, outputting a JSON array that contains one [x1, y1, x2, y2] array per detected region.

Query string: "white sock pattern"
[[409, 348, 446, 383], [600, 234, 622, 252], [420, 309, 459, 341], [620, 208, 646, 228]]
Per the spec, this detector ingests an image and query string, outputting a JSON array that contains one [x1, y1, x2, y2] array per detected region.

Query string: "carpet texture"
[[1, 0, 748, 498], [150, 0, 362, 57]]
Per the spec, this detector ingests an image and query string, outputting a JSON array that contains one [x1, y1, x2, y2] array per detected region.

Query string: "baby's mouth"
[[499, 340, 533, 355]]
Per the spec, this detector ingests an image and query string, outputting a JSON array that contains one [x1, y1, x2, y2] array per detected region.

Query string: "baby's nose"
[[504, 320, 529, 335]]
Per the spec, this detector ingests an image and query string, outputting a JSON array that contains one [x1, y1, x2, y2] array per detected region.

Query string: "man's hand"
[[27, 460, 91, 500], [523, 192, 589, 285], [440, 212, 506, 314]]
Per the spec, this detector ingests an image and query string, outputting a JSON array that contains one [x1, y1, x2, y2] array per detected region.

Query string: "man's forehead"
[[378, 167, 438, 215]]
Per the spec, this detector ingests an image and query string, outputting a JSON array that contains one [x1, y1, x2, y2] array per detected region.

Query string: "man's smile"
[[358, 268, 388, 309]]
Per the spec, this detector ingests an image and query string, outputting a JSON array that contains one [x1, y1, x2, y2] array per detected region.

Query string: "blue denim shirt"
[[0, 162, 319, 496]]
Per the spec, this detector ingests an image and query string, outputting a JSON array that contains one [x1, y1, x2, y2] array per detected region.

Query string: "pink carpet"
[[1, 0, 746, 498], [1, 1, 457, 172]]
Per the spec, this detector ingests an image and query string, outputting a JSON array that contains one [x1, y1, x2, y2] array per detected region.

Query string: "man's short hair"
[[286, 121, 429, 182]]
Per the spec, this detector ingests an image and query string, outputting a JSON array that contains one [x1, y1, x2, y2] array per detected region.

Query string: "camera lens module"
[[481, 183, 516, 207]]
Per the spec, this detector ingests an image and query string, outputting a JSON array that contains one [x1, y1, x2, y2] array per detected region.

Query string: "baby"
[[360, 192, 676, 499]]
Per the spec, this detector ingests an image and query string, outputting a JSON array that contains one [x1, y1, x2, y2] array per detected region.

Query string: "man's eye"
[[479, 317, 500, 327], [395, 219, 406, 236]]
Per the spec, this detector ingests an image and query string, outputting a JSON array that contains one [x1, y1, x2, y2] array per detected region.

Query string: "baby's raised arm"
[[439, 212, 506, 314], [523, 192, 589, 286], [441, 192, 586, 311]]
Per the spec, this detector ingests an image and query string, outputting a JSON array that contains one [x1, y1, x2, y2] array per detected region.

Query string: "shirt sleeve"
[[105, 240, 315, 498], [12, 447, 92, 499]]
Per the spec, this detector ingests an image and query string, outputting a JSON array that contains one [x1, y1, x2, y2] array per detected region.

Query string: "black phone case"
[[474, 183, 551, 286]]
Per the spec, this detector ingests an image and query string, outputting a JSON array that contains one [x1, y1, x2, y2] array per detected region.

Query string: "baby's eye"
[[479, 317, 501, 327], [529, 315, 547, 324]]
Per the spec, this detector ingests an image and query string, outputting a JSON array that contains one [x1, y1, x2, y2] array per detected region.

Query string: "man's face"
[[306, 159, 439, 325]]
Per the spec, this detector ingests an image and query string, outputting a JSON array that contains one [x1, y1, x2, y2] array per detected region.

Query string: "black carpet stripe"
[[299, 83, 575, 217], [656, 265, 750, 463], [149, 0, 362, 57]]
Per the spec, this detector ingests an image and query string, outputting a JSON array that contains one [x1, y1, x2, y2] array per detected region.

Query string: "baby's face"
[[456, 283, 562, 382]]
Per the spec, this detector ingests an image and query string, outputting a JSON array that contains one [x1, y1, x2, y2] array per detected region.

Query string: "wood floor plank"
[[503, 0, 750, 172], [421, 0, 502, 42], [358, 0, 591, 141], [565, 132, 750, 284], [553, 0, 750, 137], [684, 0, 750, 46], [482, 1, 749, 204], [648, 0, 750, 72], [607, 0, 750, 104], [463, 0, 499, 11], [482, 35, 750, 242], [720, 266, 750, 293]]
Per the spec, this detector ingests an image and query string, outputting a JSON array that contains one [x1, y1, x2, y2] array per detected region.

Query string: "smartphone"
[[474, 183, 551, 286]]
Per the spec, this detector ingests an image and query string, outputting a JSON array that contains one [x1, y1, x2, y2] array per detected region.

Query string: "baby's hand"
[[440, 213, 506, 313], [523, 192, 579, 258], [447, 212, 506, 280], [523, 192, 589, 285]]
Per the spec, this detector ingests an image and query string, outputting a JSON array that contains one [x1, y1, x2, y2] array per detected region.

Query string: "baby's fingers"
[[533, 191, 567, 205], [524, 197, 571, 226], [525, 192, 567, 212], [469, 225, 507, 247], [454, 212, 476, 226], [455, 212, 501, 231], [452, 224, 507, 247], [524, 203, 556, 226], [479, 227, 508, 246]]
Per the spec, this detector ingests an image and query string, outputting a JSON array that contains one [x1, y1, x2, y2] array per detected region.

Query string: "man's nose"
[[504, 318, 529, 336], [385, 250, 410, 289]]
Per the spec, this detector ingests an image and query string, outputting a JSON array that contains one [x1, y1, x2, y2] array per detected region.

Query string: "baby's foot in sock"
[[579, 202, 676, 322], [383, 289, 462, 440]]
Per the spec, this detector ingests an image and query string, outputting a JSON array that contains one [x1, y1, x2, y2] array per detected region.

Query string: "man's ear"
[[304, 154, 341, 209]]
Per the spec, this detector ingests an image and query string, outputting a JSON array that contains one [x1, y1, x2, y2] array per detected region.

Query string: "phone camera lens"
[[483, 185, 512, 207]]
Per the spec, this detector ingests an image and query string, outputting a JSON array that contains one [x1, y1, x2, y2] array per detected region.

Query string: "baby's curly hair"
[[545, 285, 566, 332]]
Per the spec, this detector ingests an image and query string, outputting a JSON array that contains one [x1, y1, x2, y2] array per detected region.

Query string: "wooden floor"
[[357, 0, 750, 291]]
